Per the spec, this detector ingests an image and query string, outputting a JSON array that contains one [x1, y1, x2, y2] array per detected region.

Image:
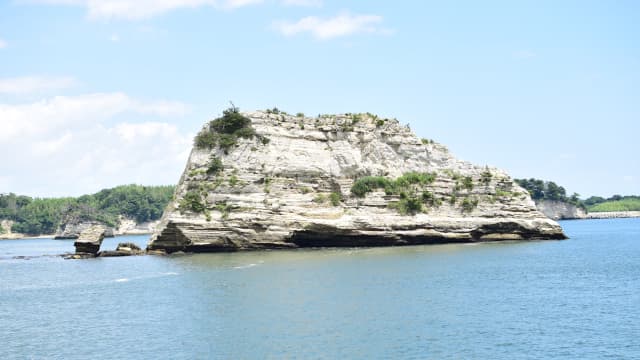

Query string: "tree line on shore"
[[514, 178, 639, 212], [0, 185, 174, 236]]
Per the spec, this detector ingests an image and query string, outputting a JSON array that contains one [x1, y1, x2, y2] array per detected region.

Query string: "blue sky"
[[0, 0, 638, 198]]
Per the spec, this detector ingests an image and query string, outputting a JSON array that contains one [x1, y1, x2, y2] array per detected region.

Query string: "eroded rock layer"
[[148, 111, 566, 252]]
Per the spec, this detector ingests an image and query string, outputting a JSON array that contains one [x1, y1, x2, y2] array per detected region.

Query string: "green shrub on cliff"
[[195, 106, 267, 154], [329, 192, 342, 206], [393, 196, 423, 215], [351, 172, 436, 198], [179, 191, 206, 214], [462, 176, 474, 191], [351, 176, 392, 197], [207, 156, 223, 175], [480, 168, 493, 185], [461, 197, 479, 213]]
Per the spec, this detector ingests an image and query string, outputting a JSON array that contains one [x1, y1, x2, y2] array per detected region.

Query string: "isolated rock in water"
[[148, 110, 567, 253], [116, 242, 142, 252], [74, 225, 106, 255], [98, 242, 145, 257]]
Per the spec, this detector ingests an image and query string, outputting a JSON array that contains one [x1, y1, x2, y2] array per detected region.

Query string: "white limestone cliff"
[[148, 110, 566, 252]]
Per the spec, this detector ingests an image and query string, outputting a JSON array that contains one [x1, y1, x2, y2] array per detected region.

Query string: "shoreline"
[[0, 232, 153, 241], [560, 211, 640, 221]]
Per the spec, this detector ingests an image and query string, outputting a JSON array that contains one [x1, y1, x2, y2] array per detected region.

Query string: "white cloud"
[[273, 12, 391, 40], [109, 33, 120, 42], [0, 76, 78, 95], [0, 93, 193, 196], [0, 92, 188, 142], [0, 38, 6, 49], [28, 0, 263, 20], [281, 0, 321, 7]]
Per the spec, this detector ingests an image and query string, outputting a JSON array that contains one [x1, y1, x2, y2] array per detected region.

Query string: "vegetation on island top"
[[0, 185, 174, 235], [195, 105, 269, 153]]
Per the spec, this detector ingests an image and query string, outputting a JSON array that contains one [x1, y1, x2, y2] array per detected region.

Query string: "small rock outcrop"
[[535, 200, 587, 220], [98, 242, 144, 257], [116, 218, 161, 235], [0, 219, 23, 240], [148, 110, 567, 253], [55, 220, 114, 239], [73, 225, 106, 256]]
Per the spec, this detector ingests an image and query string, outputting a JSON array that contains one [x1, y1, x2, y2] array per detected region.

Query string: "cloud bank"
[[0, 92, 193, 196]]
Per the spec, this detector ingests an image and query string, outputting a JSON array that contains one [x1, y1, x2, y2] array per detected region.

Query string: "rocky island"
[[148, 107, 566, 253]]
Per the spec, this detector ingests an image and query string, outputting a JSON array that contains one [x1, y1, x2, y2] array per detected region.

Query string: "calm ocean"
[[1, 218, 639, 359]]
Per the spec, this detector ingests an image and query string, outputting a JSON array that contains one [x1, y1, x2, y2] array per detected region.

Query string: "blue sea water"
[[1, 218, 639, 359]]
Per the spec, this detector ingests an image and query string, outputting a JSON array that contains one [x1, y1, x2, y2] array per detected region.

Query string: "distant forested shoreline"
[[0, 185, 174, 236], [515, 178, 640, 212]]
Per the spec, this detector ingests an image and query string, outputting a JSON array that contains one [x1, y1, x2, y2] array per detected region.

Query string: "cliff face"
[[148, 111, 566, 252], [536, 200, 587, 220], [54, 216, 160, 239]]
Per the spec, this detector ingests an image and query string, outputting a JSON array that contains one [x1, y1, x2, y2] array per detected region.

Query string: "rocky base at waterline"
[[148, 109, 566, 253], [64, 242, 149, 259]]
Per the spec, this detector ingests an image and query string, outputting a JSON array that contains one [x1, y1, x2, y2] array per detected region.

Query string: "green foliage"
[[394, 196, 423, 215], [179, 191, 206, 214], [495, 190, 514, 198], [480, 168, 493, 185], [329, 192, 342, 207], [589, 198, 640, 212], [206, 155, 223, 175], [228, 175, 239, 187], [194, 106, 267, 153], [0, 185, 175, 235], [462, 176, 474, 191], [341, 124, 355, 132], [214, 202, 233, 219], [584, 196, 606, 206], [514, 178, 566, 201], [194, 131, 218, 149], [461, 197, 479, 213], [421, 138, 433, 145], [311, 192, 342, 207], [375, 119, 386, 127], [313, 194, 328, 204], [421, 191, 441, 207], [351, 176, 392, 197], [398, 172, 437, 186], [351, 172, 437, 198], [296, 112, 305, 118]]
